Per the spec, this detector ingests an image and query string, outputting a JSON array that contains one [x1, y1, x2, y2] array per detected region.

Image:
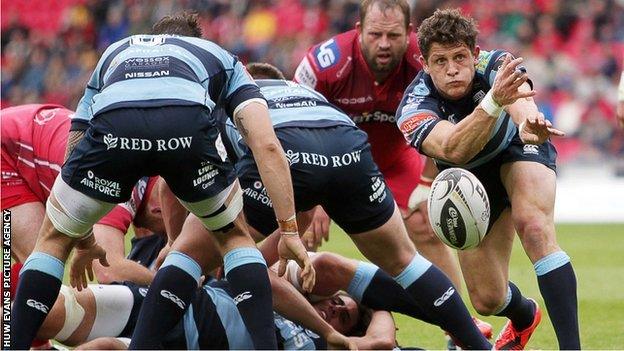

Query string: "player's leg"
[[129, 182, 231, 348], [7, 202, 45, 263], [321, 127, 490, 349], [457, 209, 538, 333], [346, 207, 491, 349], [184, 181, 276, 350], [501, 160, 579, 349], [389, 154, 464, 291], [11, 180, 116, 349]]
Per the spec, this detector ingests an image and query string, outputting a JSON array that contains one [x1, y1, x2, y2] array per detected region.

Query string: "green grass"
[[319, 223, 624, 350]]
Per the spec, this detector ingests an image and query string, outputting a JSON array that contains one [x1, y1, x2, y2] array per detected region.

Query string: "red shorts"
[[1, 104, 70, 210], [380, 147, 424, 210], [1, 151, 41, 210]]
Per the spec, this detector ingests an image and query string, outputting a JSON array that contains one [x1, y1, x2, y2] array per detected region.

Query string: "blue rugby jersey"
[[181, 282, 326, 350], [396, 49, 520, 169], [74, 35, 263, 122], [256, 79, 354, 128], [221, 79, 355, 160]]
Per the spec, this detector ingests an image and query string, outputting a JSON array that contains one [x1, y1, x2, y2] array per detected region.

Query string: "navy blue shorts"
[[238, 125, 395, 235], [62, 105, 236, 203], [440, 132, 557, 231]]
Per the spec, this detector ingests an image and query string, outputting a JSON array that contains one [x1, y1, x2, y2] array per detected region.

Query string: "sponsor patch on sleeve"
[[313, 38, 340, 69], [399, 112, 437, 140], [294, 57, 318, 88]]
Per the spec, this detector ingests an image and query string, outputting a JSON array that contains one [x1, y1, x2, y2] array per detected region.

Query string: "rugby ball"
[[427, 168, 490, 250]]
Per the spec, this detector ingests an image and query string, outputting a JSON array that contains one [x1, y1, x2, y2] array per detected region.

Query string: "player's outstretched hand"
[[491, 55, 536, 107], [519, 112, 565, 144], [277, 234, 316, 292], [70, 235, 109, 291], [326, 330, 358, 350], [306, 206, 331, 250]]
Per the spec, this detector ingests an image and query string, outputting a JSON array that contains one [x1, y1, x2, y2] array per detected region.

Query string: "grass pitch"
[[319, 223, 624, 350]]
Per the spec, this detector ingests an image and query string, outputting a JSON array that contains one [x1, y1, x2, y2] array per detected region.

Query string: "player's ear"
[[473, 46, 481, 64], [355, 21, 362, 33], [419, 55, 429, 73]]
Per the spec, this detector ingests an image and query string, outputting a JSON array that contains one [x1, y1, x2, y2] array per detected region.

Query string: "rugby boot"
[[447, 317, 493, 349], [495, 299, 542, 350]]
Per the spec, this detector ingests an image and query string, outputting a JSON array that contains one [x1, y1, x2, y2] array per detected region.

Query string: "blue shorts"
[[238, 125, 395, 235], [439, 132, 557, 231], [62, 105, 236, 203]]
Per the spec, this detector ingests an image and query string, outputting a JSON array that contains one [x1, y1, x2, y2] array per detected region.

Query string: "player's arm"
[[404, 55, 533, 164], [226, 59, 314, 290], [152, 179, 189, 269], [505, 82, 565, 144], [91, 224, 155, 285], [348, 311, 396, 350]]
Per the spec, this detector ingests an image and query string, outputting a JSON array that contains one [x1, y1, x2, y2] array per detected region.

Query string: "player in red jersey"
[[1, 104, 162, 285], [294, 0, 463, 299], [2, 104, 72, 263]]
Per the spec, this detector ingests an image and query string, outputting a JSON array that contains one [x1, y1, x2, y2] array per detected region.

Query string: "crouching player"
[[1, 104, 167, 287], [396, 9, 578, 349], [10, 13, 311, 350], [212, 63, 492, 349]]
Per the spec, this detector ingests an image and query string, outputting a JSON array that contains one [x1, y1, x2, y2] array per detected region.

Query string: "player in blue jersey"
[[395, 9, 578, 350], [21, 265, 361, 349], [10, 13, 311, 350], [175, 62, 491, 349]]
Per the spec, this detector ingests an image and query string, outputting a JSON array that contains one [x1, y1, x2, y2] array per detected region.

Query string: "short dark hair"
[[360, 0, 411, 29], [246, 62, 285, 80], [338, 291, 374, 337], [417, 8, 479, 60], [152, 11, 202, 37]]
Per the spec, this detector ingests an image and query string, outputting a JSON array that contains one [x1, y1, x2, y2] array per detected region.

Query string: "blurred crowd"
[[2, 0, 623, 163]]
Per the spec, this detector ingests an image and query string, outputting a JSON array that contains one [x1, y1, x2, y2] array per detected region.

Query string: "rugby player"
[[10, 13, 311, 350], [14, 269, 358, 349], [1, 104, 163, 285], [293, 0, 466, 309], [396, 9, 578, 349], [207, 63, 491, 349]]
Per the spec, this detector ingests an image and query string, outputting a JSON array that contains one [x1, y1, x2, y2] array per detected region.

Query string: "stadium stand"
[[1, 0, 623, 163]]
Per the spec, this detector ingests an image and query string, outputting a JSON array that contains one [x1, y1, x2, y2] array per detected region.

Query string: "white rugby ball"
[[427, 168, 490, 250]]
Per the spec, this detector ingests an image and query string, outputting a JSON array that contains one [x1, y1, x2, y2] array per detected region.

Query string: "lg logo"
[[316, 39, 337, 68]]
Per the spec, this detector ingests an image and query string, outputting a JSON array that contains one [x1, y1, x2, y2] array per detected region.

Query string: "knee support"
[[46, 177, 115, 238], [86, 284, 134, 341], [54, 286, 86, 342], [180, 183, 243, 232]]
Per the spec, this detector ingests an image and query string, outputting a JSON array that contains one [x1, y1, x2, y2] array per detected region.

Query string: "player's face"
[[312, 294, 360, 335], [357, 4, 411, 76], [422, 42, 479, 100]]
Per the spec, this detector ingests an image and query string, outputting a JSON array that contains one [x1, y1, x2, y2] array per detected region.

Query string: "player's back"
[[258, 79, 355, 128], [76, 35, 248, 121], [294, 30, 422, 169], [1, 104, 71, 200]]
